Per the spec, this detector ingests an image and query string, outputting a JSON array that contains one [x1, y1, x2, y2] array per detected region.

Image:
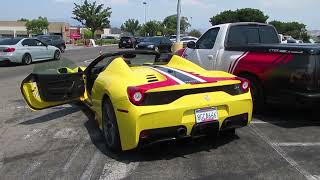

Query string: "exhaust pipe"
[[224, 120, 233, 128], [177, 127, 187, 137]]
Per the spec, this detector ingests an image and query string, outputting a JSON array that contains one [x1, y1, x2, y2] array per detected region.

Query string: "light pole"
[[143, 2, 147, 24], [172, 0, 183, 52], [190, 16, 193, 29], [176, 0, 181, 43]]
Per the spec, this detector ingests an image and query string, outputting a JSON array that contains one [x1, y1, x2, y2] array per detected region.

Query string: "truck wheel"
[[22, 54, 32, 65], [102, 98, 121, 152], [240, 74, 265, 112]]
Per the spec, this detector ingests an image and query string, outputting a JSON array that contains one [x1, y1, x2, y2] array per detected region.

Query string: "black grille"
[[141, 84, 243, 105], [146, 74, 158, 82]]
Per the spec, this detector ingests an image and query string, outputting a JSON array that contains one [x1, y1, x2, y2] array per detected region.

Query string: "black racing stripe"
[[153, 66, 201, 84]]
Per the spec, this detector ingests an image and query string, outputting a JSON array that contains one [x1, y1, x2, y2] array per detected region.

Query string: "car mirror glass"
[[187, 41, 196, 49]]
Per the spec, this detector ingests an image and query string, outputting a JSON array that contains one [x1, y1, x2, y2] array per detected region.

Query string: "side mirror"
[[187, 41, 196, 49]]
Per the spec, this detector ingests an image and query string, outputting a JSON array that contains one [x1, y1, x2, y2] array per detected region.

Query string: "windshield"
[[0, 38, 22, 45], [143, 37, 162, 43]]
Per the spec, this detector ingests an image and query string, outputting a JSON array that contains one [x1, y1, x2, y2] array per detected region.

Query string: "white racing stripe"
[[159, 66, 207, 83], [149, 67, 185, 85], [250, 124, 317, 180], [273, 142, 320, 147], [80, 150, 101, 180], [231, 52, 249, 74]]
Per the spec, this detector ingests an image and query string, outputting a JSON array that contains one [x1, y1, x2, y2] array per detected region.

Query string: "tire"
[[118, 44, 122, 49], [22, 54, 32, 65], [240, 74, 265, 112], [54, 50, 61, 60], [220, 128, 236, 136], [102, 98, 121, 152], [154, 46, 160, 53], [59, 46, 65, 53]]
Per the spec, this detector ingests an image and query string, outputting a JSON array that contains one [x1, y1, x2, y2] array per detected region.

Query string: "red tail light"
[[237, 77, 250, 92], [4, 48, 15, 52], [127, 86, 145, 105], [175, 48, 185, 57]]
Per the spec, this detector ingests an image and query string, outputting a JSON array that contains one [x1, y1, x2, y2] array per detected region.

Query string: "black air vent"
[[146, 74, 159, 82]]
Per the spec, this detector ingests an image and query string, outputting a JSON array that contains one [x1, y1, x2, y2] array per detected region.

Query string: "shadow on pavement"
[[254, 105, 320, 128], [19, 105, 80, 125], [78, 103, 240, 162]]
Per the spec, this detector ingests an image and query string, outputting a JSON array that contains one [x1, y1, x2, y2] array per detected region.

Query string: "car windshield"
[[143, 37, 162, 43], [32, 57, 78, 74], [0, 38, 22, 45]]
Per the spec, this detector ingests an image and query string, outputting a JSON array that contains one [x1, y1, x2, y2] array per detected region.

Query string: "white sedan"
[[0, 38, 61, 65]]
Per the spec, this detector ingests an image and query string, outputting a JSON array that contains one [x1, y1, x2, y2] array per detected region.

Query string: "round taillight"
[[240, 79, 250, 92], [133, 91, 143, 102], [127, 86, 145, 105]]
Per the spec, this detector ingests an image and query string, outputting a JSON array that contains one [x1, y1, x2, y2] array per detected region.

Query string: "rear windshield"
[[0, 38, 21, 45], [120, 37, 131, 40], [227, 25, 279, 47]]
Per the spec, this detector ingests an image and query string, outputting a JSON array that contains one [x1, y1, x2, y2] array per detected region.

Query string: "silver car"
[[0, 38, 61, 65]]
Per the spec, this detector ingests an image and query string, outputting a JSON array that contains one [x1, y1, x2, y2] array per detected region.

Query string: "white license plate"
[[195, 107, 218, 123]]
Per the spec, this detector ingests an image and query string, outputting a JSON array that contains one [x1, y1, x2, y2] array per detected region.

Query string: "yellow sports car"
[[21, 50, 252, 152]]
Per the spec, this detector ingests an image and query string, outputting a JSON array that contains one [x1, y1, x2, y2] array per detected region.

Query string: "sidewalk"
[[66, 44, 117, 51]]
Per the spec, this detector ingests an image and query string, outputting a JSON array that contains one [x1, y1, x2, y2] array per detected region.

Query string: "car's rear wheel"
[[54, 50, 61, 60], [102, 98, 121, 152], [59, 46, 65, 53], [22, 54, 32, 65]]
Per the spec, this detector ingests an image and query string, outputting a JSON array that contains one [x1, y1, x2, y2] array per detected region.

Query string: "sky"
[[0, 0, 319, 30]]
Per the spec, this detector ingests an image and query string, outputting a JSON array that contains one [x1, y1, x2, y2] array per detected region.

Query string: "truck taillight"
[[127, 86, 145, 105], [4, 48, 15, 52]]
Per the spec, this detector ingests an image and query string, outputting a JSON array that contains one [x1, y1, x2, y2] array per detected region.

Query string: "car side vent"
[[146, 74, 159, 82]]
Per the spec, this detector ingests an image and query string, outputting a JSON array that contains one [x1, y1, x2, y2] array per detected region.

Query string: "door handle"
[[208, 55, 214, 60]]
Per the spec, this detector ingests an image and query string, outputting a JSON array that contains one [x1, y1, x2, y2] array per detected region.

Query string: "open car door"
[[21, 72, 85, 110]]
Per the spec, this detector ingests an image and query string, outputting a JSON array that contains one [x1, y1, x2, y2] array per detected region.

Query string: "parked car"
[[177, 22, 320, 110], [181, 36, 199, 47], [20, 50, 252, 151], [118, 36, 136, 48], [0, 38, 61, 65], [135, 36, 172, 52], [37, 35, 66, 53]]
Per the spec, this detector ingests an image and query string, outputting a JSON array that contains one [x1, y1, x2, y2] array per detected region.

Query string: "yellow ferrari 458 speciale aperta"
[[21, 50, 252, 151]]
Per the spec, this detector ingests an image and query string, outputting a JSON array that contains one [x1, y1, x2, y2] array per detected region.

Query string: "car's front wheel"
[[54, 50, 61, 60], [102, 98, 121, 152], [22, 54, 32, 65]]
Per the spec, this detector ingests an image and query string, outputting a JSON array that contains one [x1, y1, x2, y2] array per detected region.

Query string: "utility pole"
[[143, 2, 147, 24]]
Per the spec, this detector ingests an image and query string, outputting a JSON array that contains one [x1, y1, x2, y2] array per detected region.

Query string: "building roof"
[[0, 21, 26, 27]]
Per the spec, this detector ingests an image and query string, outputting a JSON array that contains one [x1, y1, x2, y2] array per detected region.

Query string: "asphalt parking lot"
[[0, 46, 319, 180]]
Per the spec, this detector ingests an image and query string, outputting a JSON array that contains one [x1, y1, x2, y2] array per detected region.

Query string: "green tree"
[[25, 16, 49, 35], [72, 0, 112, 38], [188, 29, 202, 38], [140, 21, 164, 36], [163, 15, 190, 35], [210, 8, 269, 25], [121, 19, 141, 36], [18, 18, 28, 22], [269, 21, 310, 41]]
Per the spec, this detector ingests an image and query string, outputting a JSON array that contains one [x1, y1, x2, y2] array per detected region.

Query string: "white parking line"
[[84, 59, 95, 64], [22, 161, 41, 179], [62, 142, 87, 172], [313, 175, 320, 180], [99, 160, 139, 180], [80, 150, 101, 180], [250, 124, 317, 180], [273, 142, 320, 147], [0, 151, 4, 170]]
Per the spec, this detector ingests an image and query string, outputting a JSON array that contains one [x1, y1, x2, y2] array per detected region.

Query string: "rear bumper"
[[114, 91, 252, 150]]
